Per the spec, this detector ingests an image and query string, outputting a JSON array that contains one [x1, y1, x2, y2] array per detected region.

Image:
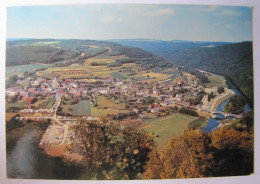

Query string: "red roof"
[[26, 97, 34, 103]]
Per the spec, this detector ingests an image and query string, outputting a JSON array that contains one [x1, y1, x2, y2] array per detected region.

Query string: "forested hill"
[[108, 39, 231, 58], [6, 39, 167, 68], [169, 41, 254, 105]]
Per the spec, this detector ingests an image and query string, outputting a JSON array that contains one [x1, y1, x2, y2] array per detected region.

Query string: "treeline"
[[6, 45, 75, 66], [109, 112, 138, 120], [184, 68, 210, 84], [179, 107, 198, 116], [223, 95, 246, 114], [167, 42, 253, 105], [144, 111, 254, 179]]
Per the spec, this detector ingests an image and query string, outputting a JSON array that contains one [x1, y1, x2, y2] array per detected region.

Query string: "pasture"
[[204, 73, 227, 88], [91, 96, 129, 116], [144, 113, 197, 149], [36, 97, 55, 109], [71, 100, 91, 116], [6, 102, 25, 112], [186, 116, 208, 130], [110, 72, 127, 79], [6, 64, 51, 78]]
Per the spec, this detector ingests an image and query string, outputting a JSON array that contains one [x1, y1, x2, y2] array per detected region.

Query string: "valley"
[[5, 38, 254, 180]]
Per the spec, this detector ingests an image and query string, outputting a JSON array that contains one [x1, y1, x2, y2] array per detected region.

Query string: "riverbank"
[[6, 119, 50, 154], [212, 92, 233, 110]]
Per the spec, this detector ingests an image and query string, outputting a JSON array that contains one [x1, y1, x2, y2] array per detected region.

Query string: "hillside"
[[6, 39, 167, 69], [108, 39, 231, 58], [6, 45, 76, 66], [168, 42, 253, 105]]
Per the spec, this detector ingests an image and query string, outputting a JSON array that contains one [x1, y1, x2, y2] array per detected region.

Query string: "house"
[[26, 97, 35, 104], [153, 89, 160, 95], [149, 103, 161, 110], [28, 88, 36, 93], [19, 91, 29, 99], [99, 89, 108, 95], [110, 89, 121, 96], [56, 90, 66, 97], [52, 77, 60, 88], [133, 108, 140, 114], [176, 93, 183, 102]]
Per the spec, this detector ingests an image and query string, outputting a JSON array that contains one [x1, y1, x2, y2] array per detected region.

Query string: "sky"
[[6, 4, 252, 42]]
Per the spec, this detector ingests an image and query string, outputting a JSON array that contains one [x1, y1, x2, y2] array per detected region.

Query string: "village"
[[5, 67, 236, 148]]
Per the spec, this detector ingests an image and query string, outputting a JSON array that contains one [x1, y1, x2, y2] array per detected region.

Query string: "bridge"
[[209, 110, 241, 119]]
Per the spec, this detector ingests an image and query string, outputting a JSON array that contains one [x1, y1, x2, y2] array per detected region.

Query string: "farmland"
[[186, 116, 208, 129], [110, 72, 127, 79], [6, 102, 25, 112], [144, 113, 197, 149], [36, 97, 56, 109], [6, 64, 51, 78], [91, 95, 129, 117], [203, 72, 227, 88], [72, 100, 91, 116]]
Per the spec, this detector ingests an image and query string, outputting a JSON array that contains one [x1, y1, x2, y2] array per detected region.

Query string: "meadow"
[[91, 96, 129, 117], [36, 97, 56, 109], [6, 64, 51, 78], [144, 113, 197, 149]]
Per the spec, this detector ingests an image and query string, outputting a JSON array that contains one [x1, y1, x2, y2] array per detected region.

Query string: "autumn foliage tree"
[[144, 128, 253, 179], [71, 118, 155, 180]]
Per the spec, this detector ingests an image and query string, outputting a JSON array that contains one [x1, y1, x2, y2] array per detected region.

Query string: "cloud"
[[101, 16, 122, 23], [224, 24, 233, 29], [146, 9, 175, 16], [221, 9, 241, 16]]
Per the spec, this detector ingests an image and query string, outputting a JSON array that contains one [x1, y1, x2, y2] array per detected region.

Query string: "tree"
[[144, 128, 253, 179], [210, 128, 253, 176], [144, 130, 213, 179], [6, 75, 18, 88], [217, 86, 225, 94], [71, 118, 156, 180], [207, 92, 215, 101], [223, 95, 246, 114], [146, 97, 155, 105]]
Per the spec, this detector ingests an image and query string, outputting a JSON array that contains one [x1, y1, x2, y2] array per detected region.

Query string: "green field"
[[91, 96, 129, 116], [71, 100, 91, 116], [37, 97, 55, 109], [204, 73, 227, 88], [6, 64, 51, 78], [163, 72, 178, 84], [133, 76, 149, 81], [60, 97, 91, 116], [110, 72, 127, 79], [144, 113, 197, 149], [187, 116, 208, 130], [6, 102, 25, 110]]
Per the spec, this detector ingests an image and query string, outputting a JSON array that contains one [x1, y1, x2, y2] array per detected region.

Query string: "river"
[[201, 83, 252, 133], [6, 126, 84, 179]]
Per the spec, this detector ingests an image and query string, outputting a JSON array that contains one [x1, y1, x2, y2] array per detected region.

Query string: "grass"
[[85, 58, 115, 65], [71, 100, 91, 116], [110, 72, 127, 79], [144, 113, 197, 149], [37, 97, 55, 109], [6, 102, 25, 110], [133, 76, 149, 81], [46, 97, 56, 109], [141, 72, 170, 80], [187, 116, 208, 130], [91, 96, 129, 116], [6, 64, 51, 78], [204, 73, 227, 88]]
